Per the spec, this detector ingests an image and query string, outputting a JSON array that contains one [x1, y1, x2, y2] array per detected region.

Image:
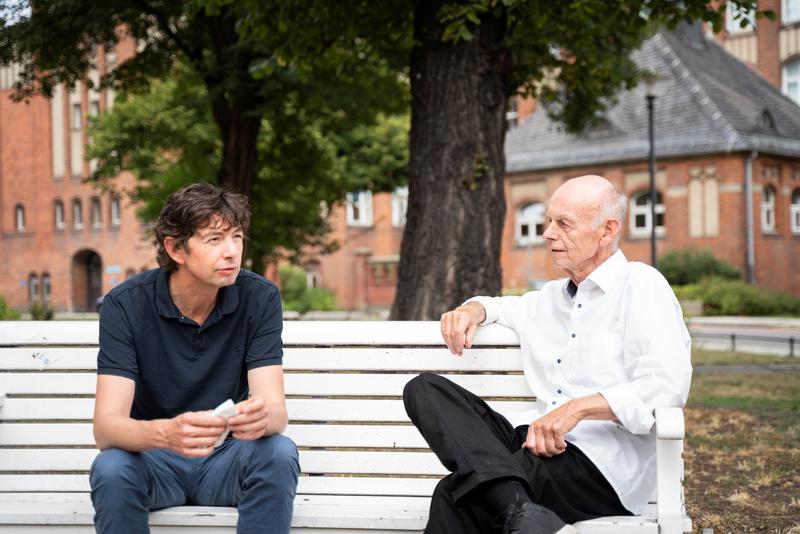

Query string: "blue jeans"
[[90, 435, 299, 534]]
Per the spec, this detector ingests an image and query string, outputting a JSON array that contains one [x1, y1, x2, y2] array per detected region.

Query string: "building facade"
[[0, 39, 156, 312]]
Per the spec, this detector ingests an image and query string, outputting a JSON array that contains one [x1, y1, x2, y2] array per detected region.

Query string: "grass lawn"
[[685, 349, 800, 533]]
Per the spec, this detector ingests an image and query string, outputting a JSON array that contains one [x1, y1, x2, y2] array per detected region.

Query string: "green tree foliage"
[[278, 264, 337, 315], [87, 64, 408, 268], [658, 248, 741, 286]]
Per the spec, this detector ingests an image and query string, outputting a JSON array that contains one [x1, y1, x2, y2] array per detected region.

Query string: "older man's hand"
[[440, 302, 485, 356]]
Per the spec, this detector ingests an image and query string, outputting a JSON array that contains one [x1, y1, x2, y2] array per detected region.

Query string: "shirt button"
[[577, 303, 582, 308], [556, 358, 561, 364], [552, 401, 557, 405], [557, 389, 562, 394], [571, 333, 576, 338]]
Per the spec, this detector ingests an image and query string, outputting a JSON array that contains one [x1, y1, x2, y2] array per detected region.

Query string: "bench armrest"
[[655, 407, 687, 534]]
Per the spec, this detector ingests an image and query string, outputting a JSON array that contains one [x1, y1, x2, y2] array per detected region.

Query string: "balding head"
[[550, 175, 627, 250]]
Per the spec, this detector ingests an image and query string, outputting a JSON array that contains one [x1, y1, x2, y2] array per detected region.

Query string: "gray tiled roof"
[[505, 24, 800, 173]]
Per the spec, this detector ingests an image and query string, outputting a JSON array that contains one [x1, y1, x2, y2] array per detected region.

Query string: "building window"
[[630, 190, 665, 236], [785, 0, 800, 24], [71, 103, 82, 129], [726, 1, 755, 33], [91, 197, 102, 228], [72, 199, 83, 229], [54, 200, 65, 229], [688, 175, 719, 237], [110, 195, 121, 226], [761, 185, 776, 232], [391, 186, 408, 227], [42, 273, 51, 301], [15, 204, 25, 232], [29, 273, 39, 303], [89, 100, 100, 117], [791, 189, 800, 234], [346, 191, 372, 226], [516, 202, 546, 245], [782, 59, 800, 105]]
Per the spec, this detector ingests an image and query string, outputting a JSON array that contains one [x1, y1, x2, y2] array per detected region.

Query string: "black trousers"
[[403, 373, 631, 534]]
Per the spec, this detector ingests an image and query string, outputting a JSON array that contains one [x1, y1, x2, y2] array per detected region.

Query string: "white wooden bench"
[[0, 320, 691, 533]]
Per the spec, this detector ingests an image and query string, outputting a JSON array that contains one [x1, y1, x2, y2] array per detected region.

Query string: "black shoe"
[[500, 502, 578, 534]]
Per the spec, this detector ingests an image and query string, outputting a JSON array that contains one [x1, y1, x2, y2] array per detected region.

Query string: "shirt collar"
[[155, 268, 240, 319], [586, 249, 628, 294]]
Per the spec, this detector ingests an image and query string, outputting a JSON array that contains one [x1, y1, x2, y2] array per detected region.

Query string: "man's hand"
[[164, 411, 227, 457], [440, 302, 486, 356], [523, 402, 580, 457], [228, 396, 270, 440]]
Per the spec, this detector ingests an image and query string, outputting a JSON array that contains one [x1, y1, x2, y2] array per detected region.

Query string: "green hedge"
[[278, 265, 337, 314], [658, 248, 740, 285], [674, 279, 800, 316], [0, 296, 21, 320]]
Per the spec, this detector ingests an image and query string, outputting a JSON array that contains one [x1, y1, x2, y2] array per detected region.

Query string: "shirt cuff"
[[463, 296, 499, 326], [600, 383, 656, 435]]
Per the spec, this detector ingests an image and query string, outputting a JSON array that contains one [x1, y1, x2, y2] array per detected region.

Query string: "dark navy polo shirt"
[[97, 268, 283, 420]]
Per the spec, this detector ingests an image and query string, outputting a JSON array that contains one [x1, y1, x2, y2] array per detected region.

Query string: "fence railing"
[[690, 331, 797, 357]]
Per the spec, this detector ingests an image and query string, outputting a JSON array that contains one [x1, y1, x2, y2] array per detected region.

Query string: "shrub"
[[278, 264, 337, 315], [29, 300, 54, 321], [0, 296, 21, 320], [688, 278, 800, 316], [658, 248, 740, 286]]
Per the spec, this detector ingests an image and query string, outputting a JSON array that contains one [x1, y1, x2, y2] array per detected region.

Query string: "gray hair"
[[592, 186, 627, 250]]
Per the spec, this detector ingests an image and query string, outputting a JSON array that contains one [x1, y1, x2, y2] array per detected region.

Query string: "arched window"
[[90, 197, 102, 228], [110, 196, 121, 226], [783, 59, 800, 106], [15, 204, 25, 232], [791, 189, 800, 234], [761, 185, 776, 232], [784, 0, 800, 24], [72, 199, 83, 229], [54, 200, 65, 229], [391, 186, 408, 227], [346, 191, 372, 226], [28, 273, 39, 303], [516, 202, 546, 245], [629, 190, 665, 236], [42, 273, 51, 301]]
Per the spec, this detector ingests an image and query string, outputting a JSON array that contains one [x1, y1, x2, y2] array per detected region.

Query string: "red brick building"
[[0, 39, 156, 312]]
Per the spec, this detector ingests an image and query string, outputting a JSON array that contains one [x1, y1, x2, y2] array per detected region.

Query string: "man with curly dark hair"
[[90, 182, 299, 534]]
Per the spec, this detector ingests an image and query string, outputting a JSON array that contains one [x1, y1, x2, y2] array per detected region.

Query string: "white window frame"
[[29, 273, 39, 303], [42, 273, 51, 301], [761, 185, 776, 232], [90, 197, 102, 228], [391, 186, 408, 227], [515, 202, 546, 246], [110, 196, 121, 226], [726, 1, 756, 33], [71, 103, 82, 130], [782, 59, 800, 105], [73, 199, 83, 230], [346, 191, 373, 227], [54, 200, 65, 229], [791, 189, 800, 234], [784, 0, 800, 24], [629, 190, 666, 237], [15, 204, 25, 232]]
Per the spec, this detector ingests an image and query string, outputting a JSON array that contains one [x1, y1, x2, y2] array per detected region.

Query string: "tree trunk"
[[390, 1, 510, 320]]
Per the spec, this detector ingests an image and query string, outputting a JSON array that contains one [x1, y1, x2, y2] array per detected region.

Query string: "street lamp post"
[[647, 94, 657, 268]]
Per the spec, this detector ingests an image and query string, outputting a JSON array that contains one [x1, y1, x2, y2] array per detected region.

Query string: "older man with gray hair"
[[404, 175, 692, 534]]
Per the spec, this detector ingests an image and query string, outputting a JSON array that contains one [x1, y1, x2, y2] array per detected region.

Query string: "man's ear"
[[601, 218, 621, 247], [163, 237, 186, 266]]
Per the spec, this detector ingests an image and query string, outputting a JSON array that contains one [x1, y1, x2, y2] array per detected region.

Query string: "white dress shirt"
[[467, 249, 692, 514]]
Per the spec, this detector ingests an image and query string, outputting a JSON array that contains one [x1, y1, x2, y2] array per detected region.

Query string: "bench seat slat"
[[0, 398, 535, 423], [1, 423, 432, 448], [0, 347, 523, 372], [0, 373, 531, 398]]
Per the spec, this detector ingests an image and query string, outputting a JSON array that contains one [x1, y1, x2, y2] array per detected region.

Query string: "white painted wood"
[[0, 347, 524, 371], [0, 397, 533, 423], [0, 372, 531, 397]]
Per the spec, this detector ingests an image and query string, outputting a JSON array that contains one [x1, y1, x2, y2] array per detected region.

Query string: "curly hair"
[[154, 182, 251, 272]]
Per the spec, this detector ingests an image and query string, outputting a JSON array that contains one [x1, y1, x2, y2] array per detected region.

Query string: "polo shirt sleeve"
[[246, 287, 283, 369], [97, 293, 138, 380], [600, 268, 692, 435]]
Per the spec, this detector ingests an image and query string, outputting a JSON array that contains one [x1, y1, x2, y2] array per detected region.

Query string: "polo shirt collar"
[[155, 268, 240, 320]]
